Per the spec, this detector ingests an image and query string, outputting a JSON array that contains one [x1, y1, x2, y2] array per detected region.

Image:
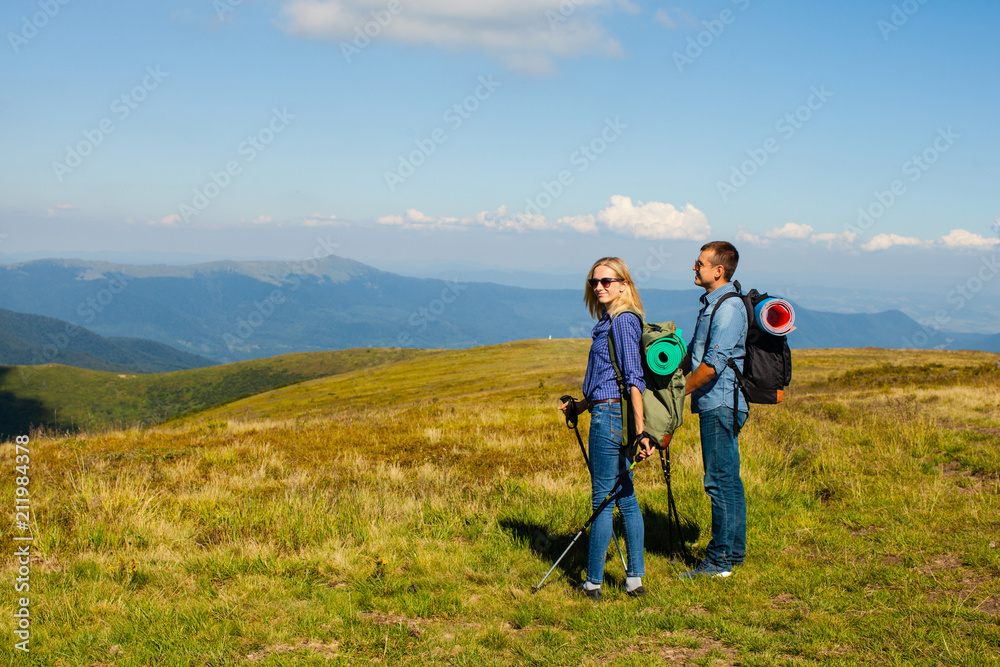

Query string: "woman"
[[560, 257, 651, 600]]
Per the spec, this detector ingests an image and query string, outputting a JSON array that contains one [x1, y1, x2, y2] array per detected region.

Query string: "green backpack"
[[606, 310, 687, 447]]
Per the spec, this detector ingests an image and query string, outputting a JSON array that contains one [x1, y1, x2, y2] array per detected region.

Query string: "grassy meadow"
[[0, 348, 430, 438], [1, 341, 999, 665]]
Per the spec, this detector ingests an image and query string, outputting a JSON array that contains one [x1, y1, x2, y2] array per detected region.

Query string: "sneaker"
[[574, 583, 602, 601], [625, 585, 647, 598], [679, 559, 732, 579]]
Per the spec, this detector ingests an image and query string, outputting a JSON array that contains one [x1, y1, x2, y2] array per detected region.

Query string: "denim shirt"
[[688, 283, 748, 414], [583, 311, 646, 403]]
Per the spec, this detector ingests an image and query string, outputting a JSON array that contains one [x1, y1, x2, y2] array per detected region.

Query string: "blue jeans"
[[586, 402, 645, 584], [699, 406, 748, 567]]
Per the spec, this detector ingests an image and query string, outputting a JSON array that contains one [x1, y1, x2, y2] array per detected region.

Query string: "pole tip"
[[530, 586, 538, 594]]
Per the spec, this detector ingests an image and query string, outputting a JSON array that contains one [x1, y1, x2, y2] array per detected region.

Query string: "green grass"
[[1, 342, 998, 665]]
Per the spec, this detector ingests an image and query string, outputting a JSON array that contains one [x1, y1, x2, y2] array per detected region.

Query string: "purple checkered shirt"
[[582, 311, 646, 403]]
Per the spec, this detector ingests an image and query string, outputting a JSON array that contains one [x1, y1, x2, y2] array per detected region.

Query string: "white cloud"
[[372, 196, 708, 238], [734, 227, 768, 247], [652, 8, 676, 28], [596, 195, 711, 240], [45, 204, 76, 218], [279, 0, 626, 74], [148, 214, 182, 227], [554, 213, 599, 234], [731, 225, 999, 254], [810, 230, 860, 252], [940, 228, 1000, 249], [766, 222, 814, 240], [860, 233, 929, 252], [250, 215, 273, 225], [473, 205, 540, 231], [735, 223, 813, 247], [303, 213, 341, 227], [376, 208, 465, 230]]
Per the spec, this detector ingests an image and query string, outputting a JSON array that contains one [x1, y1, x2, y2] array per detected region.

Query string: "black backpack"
[[707, 281, 793, 432]]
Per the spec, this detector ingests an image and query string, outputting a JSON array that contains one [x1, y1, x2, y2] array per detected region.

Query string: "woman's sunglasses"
[[588, 277, 624, 288]]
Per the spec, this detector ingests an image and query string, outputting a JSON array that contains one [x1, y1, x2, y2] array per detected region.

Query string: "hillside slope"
[[0, 347, 429, 438], [2, 347, 997, 664]]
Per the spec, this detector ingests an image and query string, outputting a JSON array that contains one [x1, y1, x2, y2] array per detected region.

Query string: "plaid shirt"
[[583, 311, 646, 402]]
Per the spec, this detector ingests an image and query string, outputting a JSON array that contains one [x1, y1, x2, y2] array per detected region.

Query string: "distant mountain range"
[[0, 256, 997, 365], [0, 307, 215, 373]]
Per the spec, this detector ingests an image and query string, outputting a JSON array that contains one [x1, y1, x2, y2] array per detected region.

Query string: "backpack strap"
[[704, 281, 747, 436], [704, 280, 743, 351], [606, 309, 642, 448]]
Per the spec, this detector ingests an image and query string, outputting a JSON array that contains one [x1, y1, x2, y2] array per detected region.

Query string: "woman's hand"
[[637, 432, 671, 461], [637, 434, 656, 461], [558, 398, 588, 416]]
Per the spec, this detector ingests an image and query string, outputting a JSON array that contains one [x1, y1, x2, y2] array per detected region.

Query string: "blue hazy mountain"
[[0, 306, 216, 372], [0, 257, 995, 364]]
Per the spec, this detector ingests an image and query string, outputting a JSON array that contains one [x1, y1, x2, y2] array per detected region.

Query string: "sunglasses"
[[588, 277, 624, 288]]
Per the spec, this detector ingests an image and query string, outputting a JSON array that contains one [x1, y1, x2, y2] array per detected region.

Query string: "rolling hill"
[[3, 343, 997, 664], [0, 347, 430, 439]]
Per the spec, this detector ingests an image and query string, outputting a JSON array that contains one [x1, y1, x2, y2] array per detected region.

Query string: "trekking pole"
[[531, 431, 655, 593], [559, 396, 628, 576], [657, 444, 688, 561]]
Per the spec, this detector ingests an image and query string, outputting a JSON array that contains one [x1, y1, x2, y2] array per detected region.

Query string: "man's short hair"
[[701, 241, 739, 281]]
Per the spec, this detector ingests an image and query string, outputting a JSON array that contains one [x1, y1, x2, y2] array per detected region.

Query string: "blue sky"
[[2, 0, 999, 293]]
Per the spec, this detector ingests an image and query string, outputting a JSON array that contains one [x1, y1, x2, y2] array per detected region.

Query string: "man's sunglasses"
[[588, 277, 624, 288]]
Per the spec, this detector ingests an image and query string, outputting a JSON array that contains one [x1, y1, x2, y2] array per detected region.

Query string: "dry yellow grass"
[[1, 343, 998, 665]]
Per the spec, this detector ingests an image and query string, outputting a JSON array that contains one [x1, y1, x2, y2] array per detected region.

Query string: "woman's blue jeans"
[[586, 402, 645, 584], [699, 406, 748, 567]]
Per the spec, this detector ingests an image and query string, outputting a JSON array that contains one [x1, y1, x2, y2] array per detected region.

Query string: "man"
[[680, 241, 748, 578]]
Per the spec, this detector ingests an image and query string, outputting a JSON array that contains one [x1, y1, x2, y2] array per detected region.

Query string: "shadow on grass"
[[641, 504, 701, 566], [0, 367, 53, 441], [499, 518, 590, 587], [500, 506, 702, 590]]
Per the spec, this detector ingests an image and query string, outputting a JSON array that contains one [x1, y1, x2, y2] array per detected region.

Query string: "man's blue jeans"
[[586, 402, 644, 584], [699, 406, 748, 567]]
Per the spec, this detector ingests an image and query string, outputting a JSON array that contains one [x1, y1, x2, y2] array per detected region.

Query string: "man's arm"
[[685, 362, 715, 395], [688, 296, 745, 395]]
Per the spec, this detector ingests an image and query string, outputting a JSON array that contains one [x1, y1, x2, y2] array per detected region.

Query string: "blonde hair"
[[583, 257, 645, 320]]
